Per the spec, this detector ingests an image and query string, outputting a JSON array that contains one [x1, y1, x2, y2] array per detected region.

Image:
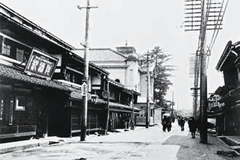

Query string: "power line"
[[206, 0, 229, 68], [184, 0, 227, 144], [208, 0, 229, 51], [208, 0, 224, 49]]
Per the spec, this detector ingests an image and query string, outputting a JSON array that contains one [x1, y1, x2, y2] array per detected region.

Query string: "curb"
[[0, 140, 60, 154]]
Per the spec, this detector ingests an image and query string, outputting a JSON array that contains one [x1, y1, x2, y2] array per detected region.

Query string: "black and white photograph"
[[0, 0, 239, 159]]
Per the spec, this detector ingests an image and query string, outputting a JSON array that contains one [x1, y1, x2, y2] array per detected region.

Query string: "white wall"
[[105, 68, 126, 84], [126, 60, 140, 92]]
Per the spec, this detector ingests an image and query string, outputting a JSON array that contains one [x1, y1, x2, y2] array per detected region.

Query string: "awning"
[[0, 65, 68, 91], [95, 98, 140, 112]]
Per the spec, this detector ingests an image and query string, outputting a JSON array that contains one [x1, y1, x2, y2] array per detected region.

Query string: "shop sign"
[[70, 91, 91, 101], [24, 49, 58, 79], [70, 91, 82, 100], [82, 82, 88, 96]]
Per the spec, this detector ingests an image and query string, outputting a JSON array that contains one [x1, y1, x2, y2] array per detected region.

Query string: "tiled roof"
[[0, 3, 75, 51], [73, 48, 126, 62], [0, 65, 68, 91]]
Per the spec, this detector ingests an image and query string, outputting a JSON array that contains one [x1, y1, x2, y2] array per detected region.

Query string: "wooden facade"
[[0, 3, 140, 140], [214, 40, 240, 136], [0, 3, 73, 139]]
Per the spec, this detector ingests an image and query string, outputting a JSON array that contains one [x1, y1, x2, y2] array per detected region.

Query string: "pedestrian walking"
[[162, 116, 172, 132], [162, 116, 168, 132], [188, 117, 197, 138], [178, 117, 185, 131], [166, 117, 172, 132]]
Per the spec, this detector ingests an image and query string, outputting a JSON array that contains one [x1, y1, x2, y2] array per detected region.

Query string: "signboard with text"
[[24, 49, 58, 79], [81, 82, 88, 96]]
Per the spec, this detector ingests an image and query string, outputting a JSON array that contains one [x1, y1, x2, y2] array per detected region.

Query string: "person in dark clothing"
[[166, 117, 172, 132], [178, 117, 185, 131], [162, 116, 167, 132], [188, 117, 197, 138], [162, 116, 172, 132]]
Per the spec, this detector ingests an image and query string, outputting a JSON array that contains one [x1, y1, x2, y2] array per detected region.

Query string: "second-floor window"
[[65, 69, 82, 84], [1, 37, 31, 62], [3, 44, 11, 56], [16, 48, 24, 62]]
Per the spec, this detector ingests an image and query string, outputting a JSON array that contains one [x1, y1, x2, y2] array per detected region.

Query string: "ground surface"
[[0, 122, 238, 160]]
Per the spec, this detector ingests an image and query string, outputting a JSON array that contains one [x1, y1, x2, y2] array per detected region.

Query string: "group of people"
[[161, 115, 199, 138], [161, 116, 172, 132]]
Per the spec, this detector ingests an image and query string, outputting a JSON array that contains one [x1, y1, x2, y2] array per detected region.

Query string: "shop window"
[[15, 96, 26, 111]]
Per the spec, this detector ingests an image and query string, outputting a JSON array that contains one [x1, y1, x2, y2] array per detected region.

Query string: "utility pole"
[[171, 91, 174, 115], [184, 0, 224, 144], [199, 0, 208, 144], [131, 90, 134, 130], [77, 0, 97, 141], [105, 79, 110, 134], [146, 52, 150, 128], [191, 50, 200, 120]]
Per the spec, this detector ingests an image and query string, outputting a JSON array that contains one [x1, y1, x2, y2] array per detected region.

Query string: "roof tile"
[[0, 65, 68, 91], [73, 48, 126, 62]]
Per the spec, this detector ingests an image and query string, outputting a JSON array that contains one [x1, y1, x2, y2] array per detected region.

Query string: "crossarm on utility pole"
[[77, 0, 97, 141]]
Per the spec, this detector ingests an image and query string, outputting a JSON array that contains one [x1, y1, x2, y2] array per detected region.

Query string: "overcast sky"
[[1, 0, 239, 112]]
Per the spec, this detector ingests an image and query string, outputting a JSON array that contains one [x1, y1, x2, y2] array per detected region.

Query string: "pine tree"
[[139, 46, 174, 110]]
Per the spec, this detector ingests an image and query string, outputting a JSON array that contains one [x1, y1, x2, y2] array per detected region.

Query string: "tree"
[[140, 46, 174, 109]]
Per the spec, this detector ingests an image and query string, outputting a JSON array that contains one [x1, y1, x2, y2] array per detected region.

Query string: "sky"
[[1, 0, 239, 112]]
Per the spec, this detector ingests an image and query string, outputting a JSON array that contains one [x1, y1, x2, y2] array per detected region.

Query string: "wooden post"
[[105, 80, 110, 134], [77, 0, 97, 141], [199, 0, 208, 144], [146, 52, 150, 128]]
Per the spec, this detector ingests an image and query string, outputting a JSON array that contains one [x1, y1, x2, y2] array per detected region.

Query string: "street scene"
[[1, 0, 240, 159], [0, 122, 235, 160]]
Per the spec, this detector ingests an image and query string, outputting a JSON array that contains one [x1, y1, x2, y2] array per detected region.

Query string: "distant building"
[[74, 44, 160, 126]]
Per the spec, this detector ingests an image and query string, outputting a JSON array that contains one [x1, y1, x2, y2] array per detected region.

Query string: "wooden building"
[[215, 40, 240, 135], [0, 3, 72, 139], [0, 3, 140, 140]]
